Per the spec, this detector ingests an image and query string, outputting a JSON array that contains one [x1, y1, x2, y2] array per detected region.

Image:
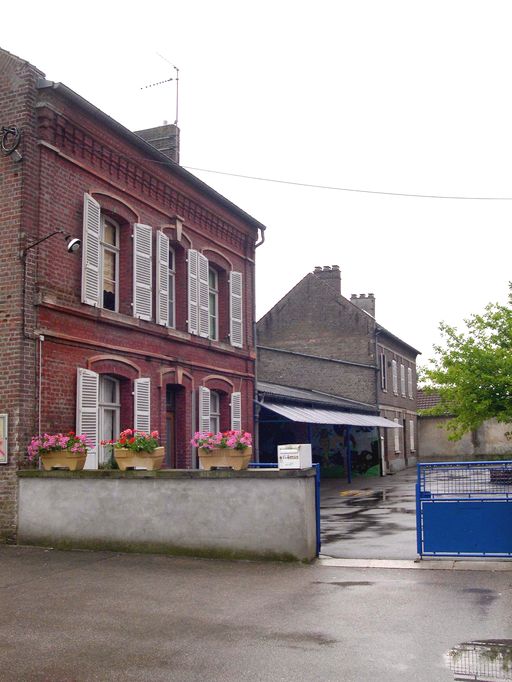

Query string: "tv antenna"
[[141, 54, 180, 125]]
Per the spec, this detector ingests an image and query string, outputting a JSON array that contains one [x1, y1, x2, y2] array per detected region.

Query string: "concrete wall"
[[419, 417, 512, 460], [17, 469, 318, 561]]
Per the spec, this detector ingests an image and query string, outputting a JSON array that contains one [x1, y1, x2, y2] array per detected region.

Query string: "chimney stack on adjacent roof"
[[350, 293, 376, 318], [135, 123, 180, 164], [313, 265, 341, 294]]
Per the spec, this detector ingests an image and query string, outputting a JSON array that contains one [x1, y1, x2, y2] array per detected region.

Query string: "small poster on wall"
[[0, 414, 7, 464]]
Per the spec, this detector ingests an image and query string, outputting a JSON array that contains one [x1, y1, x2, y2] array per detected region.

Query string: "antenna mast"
[[139, 52, 180, 126]]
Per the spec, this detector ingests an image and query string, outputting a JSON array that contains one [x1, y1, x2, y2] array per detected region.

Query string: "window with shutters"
[[210, 391, 220, 433], [379, 352, 387, 391], [393, 418, 400, 452], [100, 217, 119, 311], [392, 360, 398, 395], [98, 376, 120, 466], [408, 367, 413, 399], [168, 246, 176, 328], [400, 364, 406, 397], [209, 267, 219, 340]]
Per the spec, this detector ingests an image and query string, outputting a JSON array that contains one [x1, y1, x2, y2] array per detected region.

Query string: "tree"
[[421, 286, 512, 440]]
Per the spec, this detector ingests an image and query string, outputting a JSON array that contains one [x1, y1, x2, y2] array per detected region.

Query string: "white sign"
[[278, 443, 312, 470]]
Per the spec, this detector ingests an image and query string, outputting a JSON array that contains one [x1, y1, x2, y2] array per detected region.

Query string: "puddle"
[[446, 640, 512, 680]]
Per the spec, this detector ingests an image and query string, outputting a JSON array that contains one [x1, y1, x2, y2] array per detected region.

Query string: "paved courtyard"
[[320, 467, 418, 560], [1, 545, 511, 681]]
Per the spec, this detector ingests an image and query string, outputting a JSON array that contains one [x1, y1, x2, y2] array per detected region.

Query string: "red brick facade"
[[0, 49, 265, 538]]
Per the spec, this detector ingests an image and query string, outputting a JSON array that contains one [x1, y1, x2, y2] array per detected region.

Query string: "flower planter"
[[198, 447, 252, 471], [40, 449, 87, 471], [114, 446, 165, 471]]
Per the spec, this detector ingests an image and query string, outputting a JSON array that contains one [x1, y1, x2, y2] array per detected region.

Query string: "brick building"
[[0, 48, 265, 538], [257, 266, 420, 474]]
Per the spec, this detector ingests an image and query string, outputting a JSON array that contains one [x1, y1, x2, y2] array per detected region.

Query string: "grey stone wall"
[[17, 469, 317, 561], [419, 417, 512, 460], [258, 347, 376, 406]]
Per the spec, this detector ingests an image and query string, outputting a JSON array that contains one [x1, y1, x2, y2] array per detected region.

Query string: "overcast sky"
[[4, 1, 511, 366]]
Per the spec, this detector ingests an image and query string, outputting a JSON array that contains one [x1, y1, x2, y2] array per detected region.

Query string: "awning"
[[263, 402, 402, 428]]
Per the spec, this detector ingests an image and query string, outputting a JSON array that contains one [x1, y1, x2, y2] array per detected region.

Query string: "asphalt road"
[[1, 545, 511, 681]]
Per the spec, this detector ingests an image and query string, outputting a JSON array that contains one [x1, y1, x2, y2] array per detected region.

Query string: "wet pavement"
[[320, 467, 419, 560], [1, 545, 511, 681]]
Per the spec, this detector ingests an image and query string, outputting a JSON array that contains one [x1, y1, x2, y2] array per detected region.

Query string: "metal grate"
[[418, 461, 512, 498], [448, 641, 512, 681]]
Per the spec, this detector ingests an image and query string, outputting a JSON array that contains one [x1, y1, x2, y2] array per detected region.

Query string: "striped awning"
[[263, 402, 402, 428]]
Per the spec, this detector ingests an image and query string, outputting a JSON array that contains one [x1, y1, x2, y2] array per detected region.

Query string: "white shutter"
[[82, 193, 101, 306], [408, 367, 413, 398], [134, 378, 151, 433], [198, 253, 209, 338], [393, 418, 400, 452], [199, 386, 211, 432], [230, 271, 243, 348], [133, 223, 153, 321], [187, 249, 199, 335], [409, 419, 415, 452], [400, 364, 406, 396], [392, 360, 398, 395], [231, 391, 242, 432], [156, 231, 169, 326], [76, 368, 99, 469]]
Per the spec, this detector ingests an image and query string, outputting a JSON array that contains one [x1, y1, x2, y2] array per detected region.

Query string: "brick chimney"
[[135, 123, 180, 164], [350, 293, 376, 318], [313, 265, 341, 295]]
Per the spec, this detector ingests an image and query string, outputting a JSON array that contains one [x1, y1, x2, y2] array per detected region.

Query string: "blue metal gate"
[[416, 460, 512, 558]]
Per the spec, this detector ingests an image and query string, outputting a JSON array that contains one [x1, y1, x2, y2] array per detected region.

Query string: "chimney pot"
[[313, 264, 341, 294]]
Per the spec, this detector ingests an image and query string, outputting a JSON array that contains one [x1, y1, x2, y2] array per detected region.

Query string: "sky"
[[4, 0, 511, 367]]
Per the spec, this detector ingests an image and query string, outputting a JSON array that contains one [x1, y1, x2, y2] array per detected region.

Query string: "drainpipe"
[[253, 227, 265, 463]]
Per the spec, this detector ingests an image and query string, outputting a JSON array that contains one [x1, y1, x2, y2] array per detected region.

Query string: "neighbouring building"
[[417, 390, 512, 460], [0, 47, 266, 539], [257, 266, 420, 474]]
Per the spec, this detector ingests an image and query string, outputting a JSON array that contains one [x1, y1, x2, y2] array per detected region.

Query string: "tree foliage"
[[420, 286, 512, 440]]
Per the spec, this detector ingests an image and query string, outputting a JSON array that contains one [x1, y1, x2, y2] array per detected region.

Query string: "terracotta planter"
[[198, 447, 252, 471], [114, 446, 165, 471], [40, 449, 86, 471]]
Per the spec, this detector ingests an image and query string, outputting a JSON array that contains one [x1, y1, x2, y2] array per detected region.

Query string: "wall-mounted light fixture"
[[20, 228, 81, 260]]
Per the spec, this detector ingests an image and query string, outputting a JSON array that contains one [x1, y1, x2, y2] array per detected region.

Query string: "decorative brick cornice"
[[36, 105, 250, 251]]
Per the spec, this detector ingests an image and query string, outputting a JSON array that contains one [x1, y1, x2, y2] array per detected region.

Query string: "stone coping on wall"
[[17, 468, 316, 480]]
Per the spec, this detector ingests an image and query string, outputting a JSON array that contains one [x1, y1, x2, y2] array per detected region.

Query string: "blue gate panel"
[[422, 501, 512, 554]]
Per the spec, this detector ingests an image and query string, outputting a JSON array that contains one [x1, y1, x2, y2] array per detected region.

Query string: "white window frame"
[[392, 360, 398, 395], [209, 267, 219, 341], [168, 245, 176, 329], [408, 367, 413, 399], [98, 375, 120, 466], [409, 419, 415, 452], [210, 391, 220, 433], [393, 418, 400, 453], [100, 216, 119, 312], [380, 352, 387, 391], [400, 364, 406, 397]]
